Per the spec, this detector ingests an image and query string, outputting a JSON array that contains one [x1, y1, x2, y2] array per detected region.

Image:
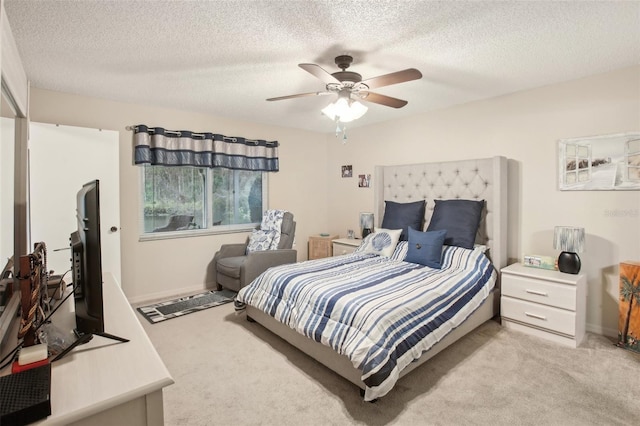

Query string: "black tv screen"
[[52, 179, 127, 362], [71, 179, 104, 335]]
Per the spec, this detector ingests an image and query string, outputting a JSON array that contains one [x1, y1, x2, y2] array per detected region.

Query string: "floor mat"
[[136, 289, 236, 324]]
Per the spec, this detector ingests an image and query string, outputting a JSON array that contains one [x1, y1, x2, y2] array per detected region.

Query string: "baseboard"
[[127, 284, 213, 305], [586, 323, 618, 339]]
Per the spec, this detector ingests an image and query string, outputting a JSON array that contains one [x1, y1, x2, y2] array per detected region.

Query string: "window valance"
[[132, 124, 279, 172]]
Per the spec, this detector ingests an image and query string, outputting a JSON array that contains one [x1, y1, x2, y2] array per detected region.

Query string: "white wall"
[[27, 89, 329, 303], [324, 65, 640, 337]]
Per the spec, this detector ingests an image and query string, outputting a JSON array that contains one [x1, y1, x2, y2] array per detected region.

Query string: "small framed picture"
[[358, 174, 371, 188], [341, 165, 353, 178]]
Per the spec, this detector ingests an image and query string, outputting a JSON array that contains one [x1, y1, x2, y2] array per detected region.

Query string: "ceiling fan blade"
[[360, 68, 422, 90], [299, 63, 341, 85], [266, 91, 331, 101], [357, 92, 408, 108]]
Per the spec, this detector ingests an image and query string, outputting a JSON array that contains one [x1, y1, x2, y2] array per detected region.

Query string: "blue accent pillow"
[[381, 200, 426, 241], [405, 228, 447, 268], [426, 199, 484, 249]]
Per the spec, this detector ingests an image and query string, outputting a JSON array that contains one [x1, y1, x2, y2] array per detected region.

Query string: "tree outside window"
[[142, 165, 264, 234]]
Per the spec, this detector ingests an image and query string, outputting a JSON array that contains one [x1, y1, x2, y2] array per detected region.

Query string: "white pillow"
[[246, 229, 276, 253], [357, 228, 402, 257]]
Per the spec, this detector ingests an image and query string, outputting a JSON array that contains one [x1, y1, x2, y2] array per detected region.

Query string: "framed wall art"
[[558, 132, 640, 191], [358, 174, 371, 188], [618, 261, 640, 353]]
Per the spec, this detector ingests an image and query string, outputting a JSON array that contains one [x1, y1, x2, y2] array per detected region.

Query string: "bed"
[[236, 156, 508, 401]]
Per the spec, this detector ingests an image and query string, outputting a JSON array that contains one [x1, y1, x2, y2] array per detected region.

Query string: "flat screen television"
[[53, 180, 127, 361], [72, 179, 104, 334]]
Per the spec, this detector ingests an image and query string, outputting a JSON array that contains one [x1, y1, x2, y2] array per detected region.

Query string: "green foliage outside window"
[[142, 165, 263, 234]]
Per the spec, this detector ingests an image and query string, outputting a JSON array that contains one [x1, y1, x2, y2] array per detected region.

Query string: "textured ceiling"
[[4, 0, 640, 134]]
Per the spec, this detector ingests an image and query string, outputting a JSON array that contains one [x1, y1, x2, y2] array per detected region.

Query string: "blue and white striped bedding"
[[236, 243, 496, 400]]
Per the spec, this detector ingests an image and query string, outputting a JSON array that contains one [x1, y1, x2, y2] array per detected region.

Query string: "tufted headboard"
[[374, 156, 508, 270]]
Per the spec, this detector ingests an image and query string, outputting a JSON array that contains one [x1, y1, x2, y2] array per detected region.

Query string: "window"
[[141, 165, 265, 236]]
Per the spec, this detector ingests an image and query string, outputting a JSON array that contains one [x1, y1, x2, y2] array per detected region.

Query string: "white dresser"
[[332, 238, 361, 256], [501, 263, 586, 348], [41, 273, 173, 425]]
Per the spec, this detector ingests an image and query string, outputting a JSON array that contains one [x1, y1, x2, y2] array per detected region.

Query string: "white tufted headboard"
[[374, 156, 508, 271]]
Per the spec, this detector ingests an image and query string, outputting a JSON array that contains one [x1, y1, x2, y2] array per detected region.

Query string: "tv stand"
[[19, 272, 173, 425], [52, 330, 129, 362]]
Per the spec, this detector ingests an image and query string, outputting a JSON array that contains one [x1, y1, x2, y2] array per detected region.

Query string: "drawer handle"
[[525, 312, 547, 321], [525, 289, 548, 297]]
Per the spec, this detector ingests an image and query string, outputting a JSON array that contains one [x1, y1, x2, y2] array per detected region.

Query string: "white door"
[[28, 122, 121, 285]]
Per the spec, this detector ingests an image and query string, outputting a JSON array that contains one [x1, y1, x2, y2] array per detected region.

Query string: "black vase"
[[558, 251, 581, 274], [362, 228, 373, 238]]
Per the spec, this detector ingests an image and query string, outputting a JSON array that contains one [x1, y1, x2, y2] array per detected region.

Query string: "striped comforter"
[[236, 243, 496, 400]]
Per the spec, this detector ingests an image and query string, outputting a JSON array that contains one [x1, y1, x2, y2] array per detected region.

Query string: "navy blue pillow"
[[405, 227, 447, 268], [381, 200, 426, 241], [426, 199, 484, 249]]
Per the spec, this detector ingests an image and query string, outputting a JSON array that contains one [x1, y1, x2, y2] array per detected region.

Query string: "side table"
[[308, 234, 339, 260], [501, 262, 586, 347]]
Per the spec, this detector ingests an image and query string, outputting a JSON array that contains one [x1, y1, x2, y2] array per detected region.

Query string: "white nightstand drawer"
[[502, 274, 576, 310], [332, 239, 361, 257], [333, 244, 357, 256], [501, 297, 576, 337]]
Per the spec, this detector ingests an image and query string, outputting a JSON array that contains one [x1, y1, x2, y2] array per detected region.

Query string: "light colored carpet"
[[138, 301, 640, 425]]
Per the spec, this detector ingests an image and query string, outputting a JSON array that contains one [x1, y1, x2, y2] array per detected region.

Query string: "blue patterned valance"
[[132, 125, 279, 172]]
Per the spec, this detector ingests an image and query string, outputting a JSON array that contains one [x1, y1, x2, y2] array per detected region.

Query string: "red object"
[[11, 358, 50, 374]]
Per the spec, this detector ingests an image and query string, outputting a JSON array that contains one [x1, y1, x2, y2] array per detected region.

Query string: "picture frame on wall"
[[558, 132, 640, 191], [341, 165, 352, 178], [358, 174, 371, 188], [618, 261, 640, 353]]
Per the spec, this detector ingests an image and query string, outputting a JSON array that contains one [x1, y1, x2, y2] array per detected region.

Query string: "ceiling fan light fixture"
[[321, 97, 368, 123]]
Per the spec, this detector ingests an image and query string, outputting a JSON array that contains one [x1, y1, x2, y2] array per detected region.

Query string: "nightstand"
[[332, 238, 361, 256], [501, 263, 586, 348], [308, 234, 339, 260]]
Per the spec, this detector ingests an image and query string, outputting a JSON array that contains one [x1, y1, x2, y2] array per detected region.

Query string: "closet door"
[[28, 122, 121, 285]]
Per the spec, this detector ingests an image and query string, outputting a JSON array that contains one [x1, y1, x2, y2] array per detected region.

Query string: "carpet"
[[137, 289, 236, 324], [140, 308, 640, 426]]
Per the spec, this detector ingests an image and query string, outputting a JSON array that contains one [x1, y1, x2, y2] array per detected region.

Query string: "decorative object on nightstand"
[[308, 234, 339, 260], [501, 263, 586, 348], [553, 226, 585, 274], [617, 261, 640, 354], [360, 212, 374, 238], [523, 254, 556, 270], [332, 238, 361, 256]]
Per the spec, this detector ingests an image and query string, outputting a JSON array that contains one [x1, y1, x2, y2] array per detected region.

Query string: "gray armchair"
[[213, 211, 297, 292]]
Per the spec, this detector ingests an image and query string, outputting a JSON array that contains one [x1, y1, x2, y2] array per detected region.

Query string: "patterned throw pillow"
[[357, 228, 402, 257], [260, 210, 286, 249], [246, 229, 276, 253]]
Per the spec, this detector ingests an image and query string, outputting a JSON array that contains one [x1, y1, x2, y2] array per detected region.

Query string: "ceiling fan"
[[267, 55, 422, 120]]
